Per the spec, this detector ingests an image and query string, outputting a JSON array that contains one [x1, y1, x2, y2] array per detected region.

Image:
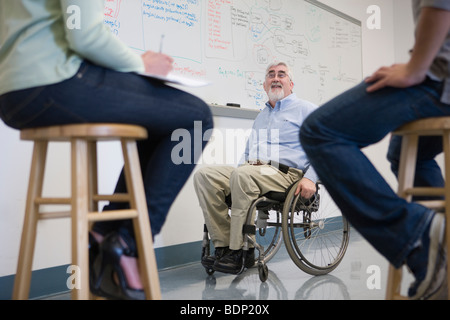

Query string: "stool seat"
[[394, 117, 450, 136], [386, 117, 450, 300], [20, 123, 148, 141], [13, 123, 160, 300]]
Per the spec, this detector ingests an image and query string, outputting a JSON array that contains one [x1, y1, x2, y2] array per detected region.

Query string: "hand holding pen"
[[141, 35, 173, 76]]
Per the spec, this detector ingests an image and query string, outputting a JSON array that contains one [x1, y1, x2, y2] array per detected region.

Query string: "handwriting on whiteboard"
[[103, 0, 362, 109]]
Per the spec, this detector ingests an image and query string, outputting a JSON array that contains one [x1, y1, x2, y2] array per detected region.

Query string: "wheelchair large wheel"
[[282, 181, 350, 275]]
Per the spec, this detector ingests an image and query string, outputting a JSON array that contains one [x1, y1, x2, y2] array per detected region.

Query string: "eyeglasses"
[[266, 71, 289, 79]]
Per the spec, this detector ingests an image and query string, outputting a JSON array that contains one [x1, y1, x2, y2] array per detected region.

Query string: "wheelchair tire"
[[258, 262, 269, 282], [281, 181, 350, 276]]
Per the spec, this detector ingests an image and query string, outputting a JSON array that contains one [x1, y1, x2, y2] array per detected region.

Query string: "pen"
[[159, 34, 165, 53]]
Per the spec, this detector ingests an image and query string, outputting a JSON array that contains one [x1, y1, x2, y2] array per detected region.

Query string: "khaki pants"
[[193, 164, 303, 250]]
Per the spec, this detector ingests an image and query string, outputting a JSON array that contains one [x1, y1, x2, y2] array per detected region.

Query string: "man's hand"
[[141, 51, 174, 76], [295, 178, 316, 199], [366, 7, 450, 94], [365, 63, 426, 93]]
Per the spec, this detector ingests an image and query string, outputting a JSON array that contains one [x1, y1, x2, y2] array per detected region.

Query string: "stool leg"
[[13, 141, 48, 300], [87, 141, 99, 213], [121, 139, 161, 300], [386, 133, 419, 300], [386, 266, 404, 300], [396, 134, 419, 202], [71, 139, 90, 300]]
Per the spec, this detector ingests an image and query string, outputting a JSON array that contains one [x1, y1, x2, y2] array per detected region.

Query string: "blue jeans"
[[300, 78, 450, 268], [0, 61, 213, 251]]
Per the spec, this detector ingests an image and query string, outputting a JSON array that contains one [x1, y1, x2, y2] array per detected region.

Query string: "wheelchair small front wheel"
[[258, 262, 269, 282]]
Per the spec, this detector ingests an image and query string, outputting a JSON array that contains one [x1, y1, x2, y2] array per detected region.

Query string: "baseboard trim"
[[0, 240, 202, 300]]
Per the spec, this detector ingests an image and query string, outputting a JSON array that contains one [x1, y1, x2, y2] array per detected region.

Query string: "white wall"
[[0, 0, 415, 277]]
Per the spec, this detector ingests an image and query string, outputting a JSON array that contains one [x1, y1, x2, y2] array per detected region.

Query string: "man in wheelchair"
[[193, 62, 319, 274]]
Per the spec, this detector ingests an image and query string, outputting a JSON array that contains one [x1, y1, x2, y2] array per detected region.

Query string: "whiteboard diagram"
[[103, 0, 362, 109]]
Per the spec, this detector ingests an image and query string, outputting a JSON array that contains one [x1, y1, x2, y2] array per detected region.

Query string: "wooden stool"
[[13, 124, 161, 300], [386, 117, 450, 300]]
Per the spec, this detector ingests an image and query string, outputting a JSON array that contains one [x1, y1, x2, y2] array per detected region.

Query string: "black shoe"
[[89, 233, 102, 296], [202, 247, 230, 270], [213, 248, 255, 274], [93, 232, 145, 300]]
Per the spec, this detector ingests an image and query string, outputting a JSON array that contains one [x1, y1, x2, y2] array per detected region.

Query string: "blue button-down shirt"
[[242, 93, 319, 183]]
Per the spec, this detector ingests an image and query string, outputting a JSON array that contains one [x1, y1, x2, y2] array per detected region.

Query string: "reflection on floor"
[[42, 231, 415, 300], [160, 231, 413, 300]]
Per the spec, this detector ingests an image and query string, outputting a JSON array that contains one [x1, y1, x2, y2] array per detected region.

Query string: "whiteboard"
[[103, 0, 362, 110]]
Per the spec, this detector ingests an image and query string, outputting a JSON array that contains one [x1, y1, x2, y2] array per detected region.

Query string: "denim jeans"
[[0, 61, 213, 251], [300, 78, 450, 268]]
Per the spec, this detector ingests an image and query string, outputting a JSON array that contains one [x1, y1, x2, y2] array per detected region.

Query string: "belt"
[[247, 160, 268, 166], [247, 160, 290, 174]]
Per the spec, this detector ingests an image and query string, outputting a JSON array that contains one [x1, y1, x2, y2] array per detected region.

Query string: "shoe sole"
[[424, 245, 448, 300], [410, 212, 446, 300]]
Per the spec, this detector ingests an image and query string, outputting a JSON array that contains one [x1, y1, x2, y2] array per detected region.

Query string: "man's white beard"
[[268, 88, 285, 103]]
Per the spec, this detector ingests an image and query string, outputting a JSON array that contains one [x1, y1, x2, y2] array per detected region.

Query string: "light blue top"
[[242, 93, 319, 183], [0, 0, 145, 96]]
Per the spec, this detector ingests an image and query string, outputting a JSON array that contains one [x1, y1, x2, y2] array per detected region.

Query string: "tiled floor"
[[41, 230, 415, 300]]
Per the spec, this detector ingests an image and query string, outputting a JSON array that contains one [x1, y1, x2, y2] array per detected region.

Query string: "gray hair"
[[265, 62, 293, 81]]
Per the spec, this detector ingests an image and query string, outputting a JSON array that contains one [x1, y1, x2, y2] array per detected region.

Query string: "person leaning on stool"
[[193, 62, 318, 274], [0, 0, 213, 300], [300, 0, 450, 300]]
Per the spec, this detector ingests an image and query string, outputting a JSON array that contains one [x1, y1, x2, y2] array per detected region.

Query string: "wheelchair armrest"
[[262, 191, 286, 202]]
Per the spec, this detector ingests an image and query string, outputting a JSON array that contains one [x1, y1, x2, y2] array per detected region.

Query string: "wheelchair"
[[201, 180, 350, 282]]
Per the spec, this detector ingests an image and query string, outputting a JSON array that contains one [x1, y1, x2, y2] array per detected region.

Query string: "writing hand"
[[141, 51, 174, 76]]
